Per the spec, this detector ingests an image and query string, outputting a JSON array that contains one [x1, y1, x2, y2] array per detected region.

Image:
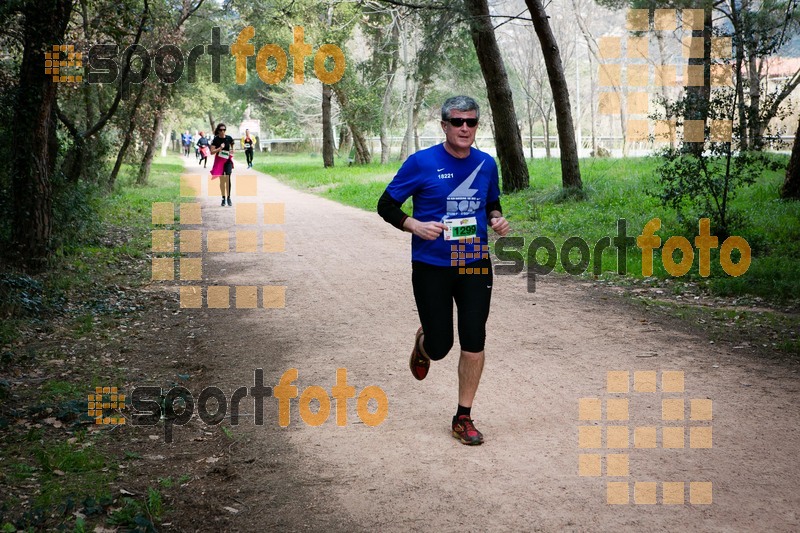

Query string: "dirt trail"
[[178, 158, 799, 532]]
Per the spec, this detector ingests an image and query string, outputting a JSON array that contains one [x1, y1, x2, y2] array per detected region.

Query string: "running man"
[[377, 95, 510, 445]]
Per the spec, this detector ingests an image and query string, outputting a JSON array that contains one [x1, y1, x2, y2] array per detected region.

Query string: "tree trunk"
[[524, 0, 582, 189], [685, 5, 712, 157], [110, 85, 146, 187], [138, 84, 170, 186], [380, 77, 395, 164], [337, 126, 346, 157], [748, 54, 762, 150], [619, 99, 628, 157], [137, 109, 162, 186], [332, 88, 371, 165], [109, 123, 135, 187], [466, 0, 530, 193], [399, 19, 417, 162], [208, 112, 215, 133], [400, 78, 416, 161], [338, 125, 352, 158], [380, 22, 400, 164], [322, 84, 335, 167], [138, 76, 171, 185], [161, 120, 172, 157], [780, 122, 800, 199], [10, 0, 73, 270], [588, 52, 597, 155], [731, 0, 749, 150], [62, 137, 87, 183], [544, 112, 551, 159], [528, 116, 534, 159], [412, 97, 424, 152], [351, 125, 371, 164]]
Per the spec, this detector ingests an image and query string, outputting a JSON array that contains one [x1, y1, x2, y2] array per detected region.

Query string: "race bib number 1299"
[[443, 217, 477, 240]]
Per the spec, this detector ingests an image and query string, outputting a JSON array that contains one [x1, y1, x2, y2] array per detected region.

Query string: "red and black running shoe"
[[409, 326, 429, 380], [452, 415, 484, 445]]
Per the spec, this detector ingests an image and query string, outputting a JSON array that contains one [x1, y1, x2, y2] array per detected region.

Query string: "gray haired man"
[[377, 96, 510, 445]]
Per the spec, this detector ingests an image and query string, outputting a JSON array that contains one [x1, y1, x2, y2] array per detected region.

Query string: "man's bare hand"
[[489, 216, 510, 236], [409, 220, 448, 240]]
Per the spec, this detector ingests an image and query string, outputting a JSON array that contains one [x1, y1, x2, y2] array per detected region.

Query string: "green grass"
[[257, 153, 799, 301], [508, 156, 799, 300], [0, 156, 182, 530], [105, 156, 183, 228], [108, 488, 163, 529], [1, 438, 115, 511], [256, 155, 412, 212], [0, 320, 19, 345], [40, 380, 83, 403]]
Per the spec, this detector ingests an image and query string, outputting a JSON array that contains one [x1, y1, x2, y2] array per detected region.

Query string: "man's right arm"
[[377, 190, 447, 240], [377, 190, 408, 230]]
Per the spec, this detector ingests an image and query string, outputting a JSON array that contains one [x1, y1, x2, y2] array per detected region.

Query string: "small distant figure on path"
[[197, 131, 210, 168], [192, 131, 201, 159], [210, 123, 235, 207], [242, 129, 256, 169], [181, 130, 192, 157]]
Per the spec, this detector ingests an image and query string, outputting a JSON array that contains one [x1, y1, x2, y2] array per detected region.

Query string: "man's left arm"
[[486, 200, 510, 236], [485, 161, 509, 236]]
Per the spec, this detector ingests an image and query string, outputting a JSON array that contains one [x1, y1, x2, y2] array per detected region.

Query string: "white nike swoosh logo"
[[437, 168, 445, 172]]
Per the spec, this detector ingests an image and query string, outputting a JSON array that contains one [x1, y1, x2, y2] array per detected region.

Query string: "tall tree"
[[322, 84, 335, 167], [109, 84, 147, 186], [508, 23, 546, 158], [56, 0, 149, 184], [464, 0, 529, 192], [781, 122, 800, 200], [685, 2, 713, 157], [330, 83, 374, 164], [137, 84, 171, 185], [399, 15, 418, 161], [136, 0, 205, 185], [524, 0, 583, 189], [9, 0, 73, 269], [721, 0, 800, 150], [570, 0, 630, 155], [361, 4, 402, 163]]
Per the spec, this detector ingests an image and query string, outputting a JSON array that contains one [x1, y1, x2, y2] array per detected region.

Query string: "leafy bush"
[[0, 273, 46, 318], [654, 147, 780, 238]]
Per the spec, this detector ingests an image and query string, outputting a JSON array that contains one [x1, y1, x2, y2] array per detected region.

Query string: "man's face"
[[442, 109, 478, 151]]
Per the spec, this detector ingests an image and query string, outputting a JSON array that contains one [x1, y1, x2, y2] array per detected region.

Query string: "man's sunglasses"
[[445, 118, 478, 128]]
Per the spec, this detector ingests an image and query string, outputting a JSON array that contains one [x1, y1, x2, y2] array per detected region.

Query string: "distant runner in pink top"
[[209, 123, 235, 207]]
